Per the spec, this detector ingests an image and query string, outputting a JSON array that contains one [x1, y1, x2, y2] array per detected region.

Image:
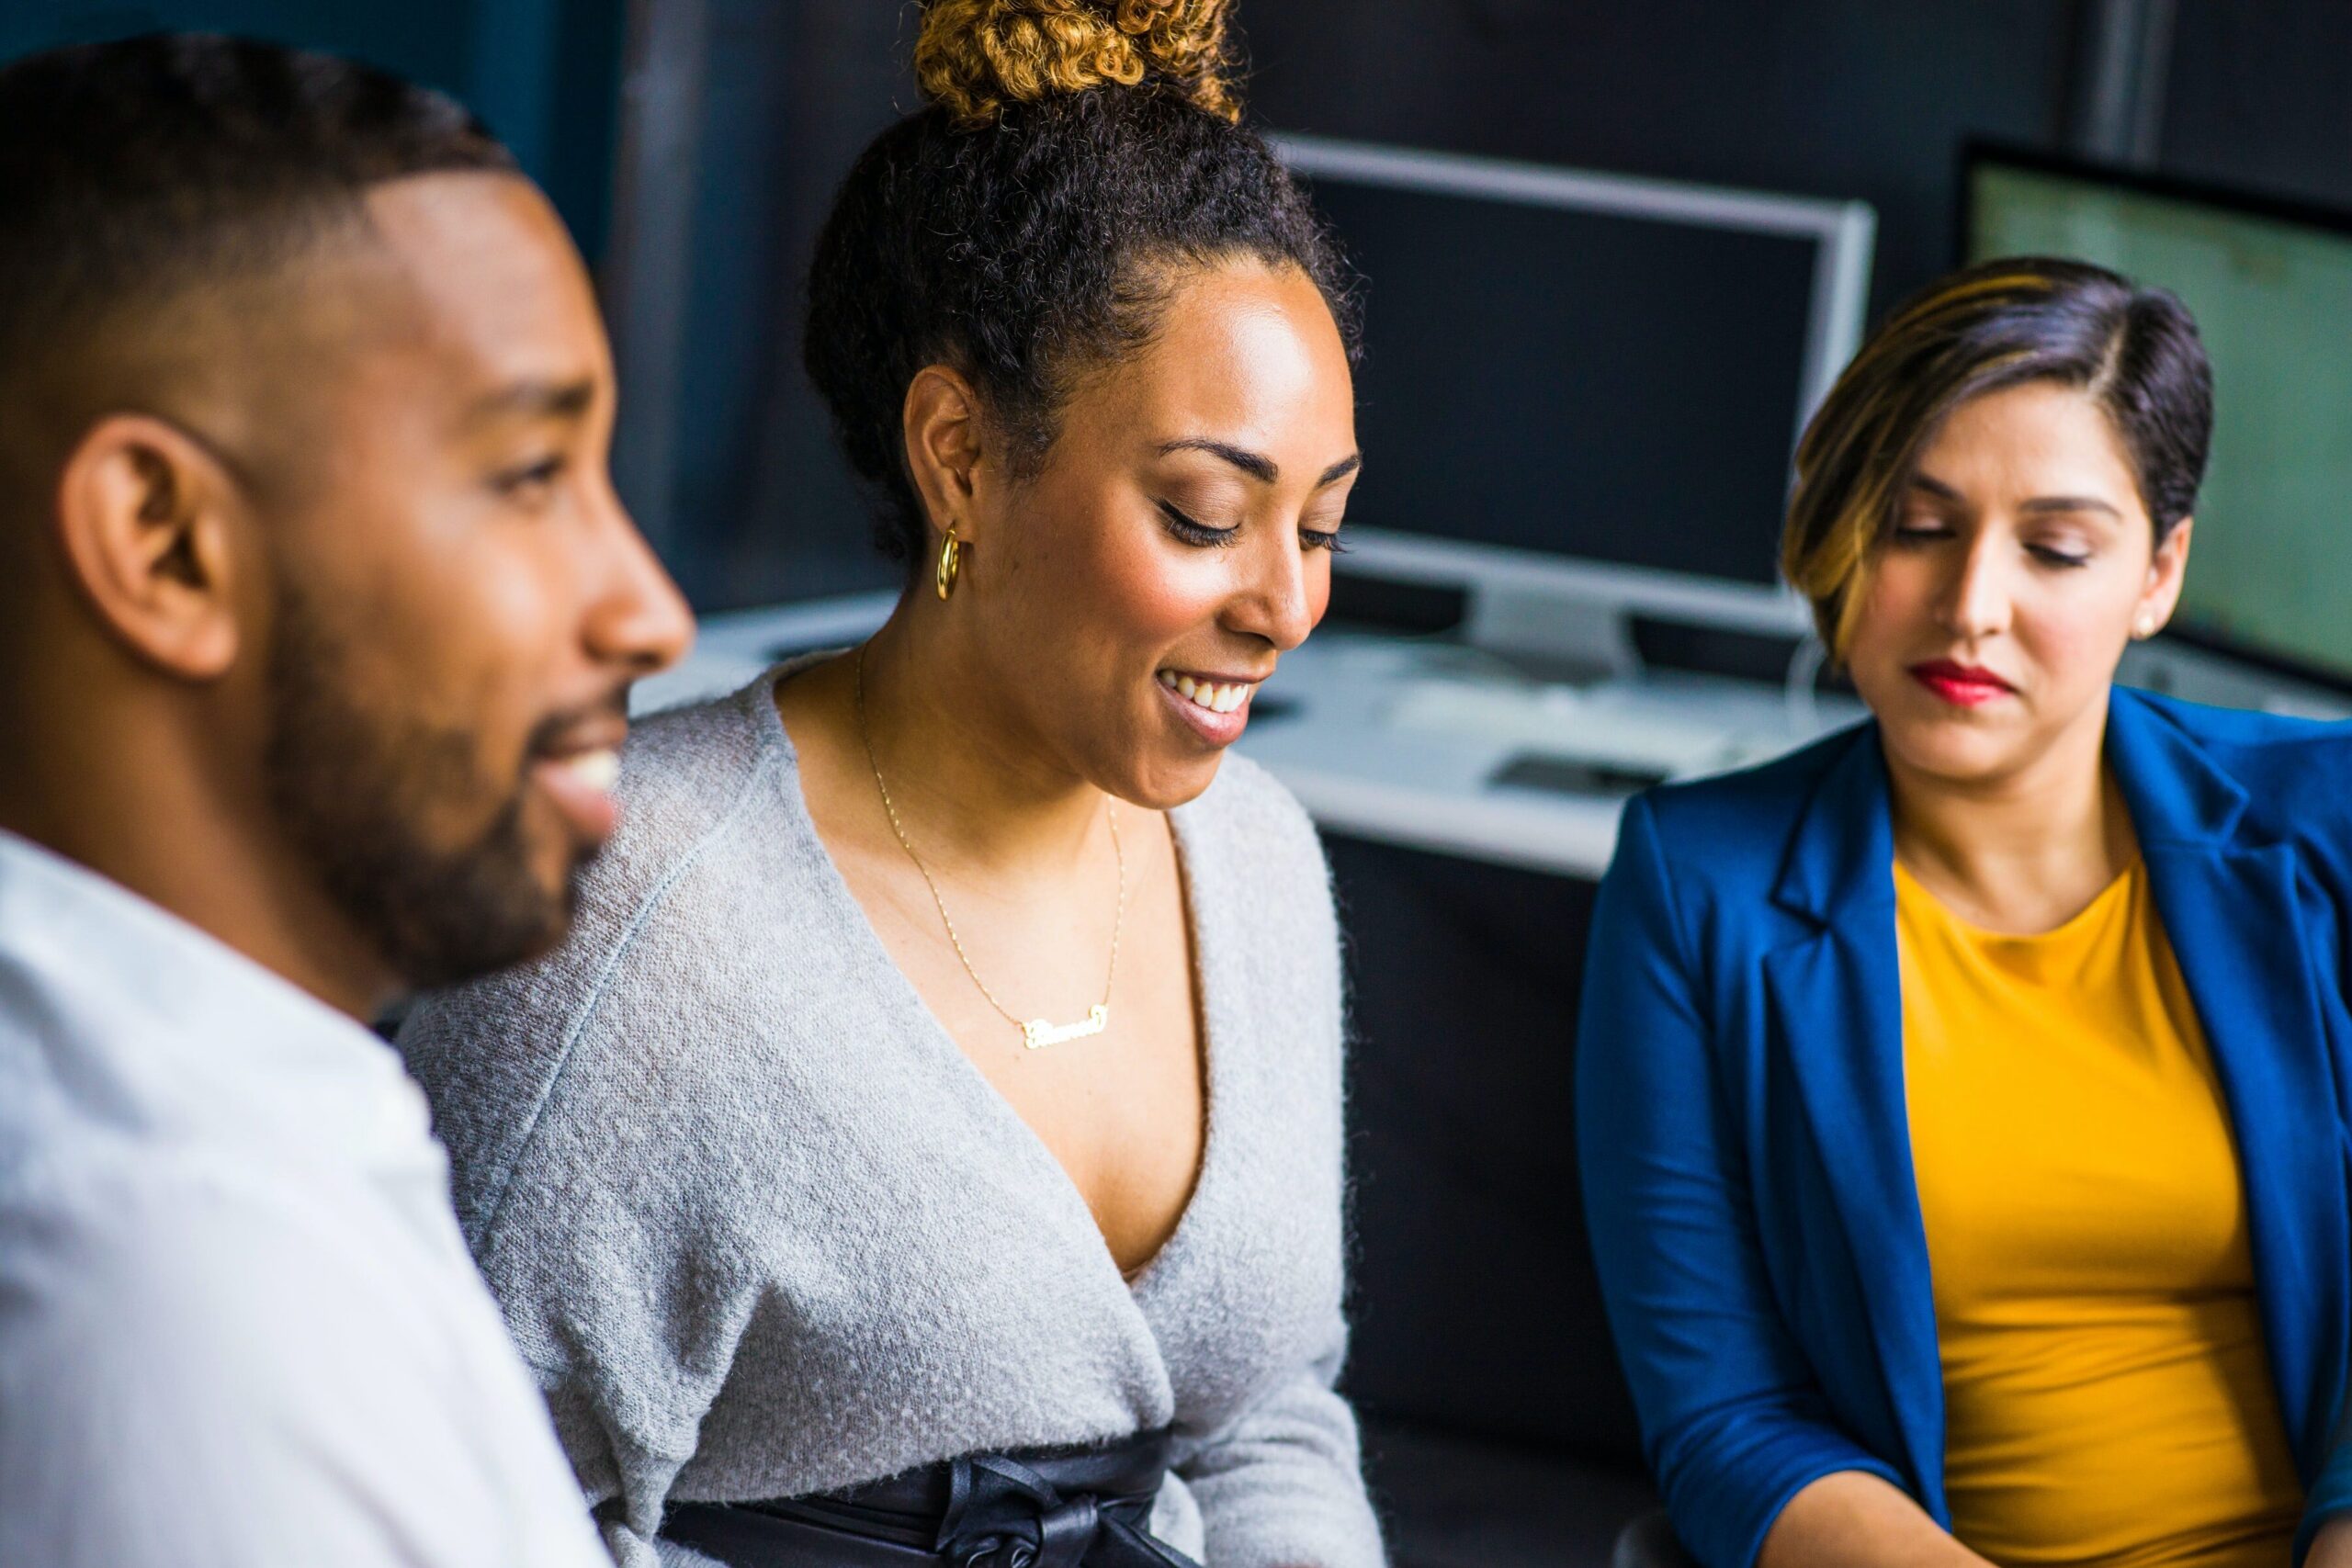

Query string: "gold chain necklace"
[[854, 645, 1125, 1050]]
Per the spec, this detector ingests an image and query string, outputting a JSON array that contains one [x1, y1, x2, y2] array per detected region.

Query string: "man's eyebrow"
[[469, 376, 598, 423]]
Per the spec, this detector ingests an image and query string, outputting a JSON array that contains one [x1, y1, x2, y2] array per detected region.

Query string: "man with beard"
[[0, 34, 694, 1567]]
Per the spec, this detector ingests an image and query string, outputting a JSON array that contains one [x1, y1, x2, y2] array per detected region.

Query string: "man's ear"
[[52, 413, 245, 681], [900, 365, 991, 551]]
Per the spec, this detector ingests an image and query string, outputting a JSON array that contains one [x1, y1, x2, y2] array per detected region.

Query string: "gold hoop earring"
[[934, 525, 962, 601]]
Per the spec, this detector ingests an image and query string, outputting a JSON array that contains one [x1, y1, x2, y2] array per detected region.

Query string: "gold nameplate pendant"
[[1022, 1005, 1110, 1051]]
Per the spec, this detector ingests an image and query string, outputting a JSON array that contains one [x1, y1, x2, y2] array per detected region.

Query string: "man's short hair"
[[0, 33, 517, 525]]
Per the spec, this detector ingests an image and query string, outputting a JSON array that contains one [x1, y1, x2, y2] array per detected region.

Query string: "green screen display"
[[1969, 161, 2352, 682]]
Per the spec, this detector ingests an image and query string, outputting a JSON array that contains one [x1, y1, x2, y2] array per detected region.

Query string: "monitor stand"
[[1213, 528, 1856, 875]]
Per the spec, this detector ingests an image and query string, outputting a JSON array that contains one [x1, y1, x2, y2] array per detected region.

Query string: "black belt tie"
[[660, 1429, 1201, 1568]]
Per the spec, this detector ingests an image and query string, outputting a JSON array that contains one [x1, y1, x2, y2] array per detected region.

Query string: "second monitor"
[[1967, 145, 2352, 694], [1279, 135, 1874, 609]]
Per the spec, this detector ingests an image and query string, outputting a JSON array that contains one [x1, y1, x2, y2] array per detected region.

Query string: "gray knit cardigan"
[[397, 667, 1385, 1568]]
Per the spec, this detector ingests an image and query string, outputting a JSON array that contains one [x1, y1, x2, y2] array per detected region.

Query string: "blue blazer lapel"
[[1761, 728, 1948, 1515], [2109, 693, 2352, 1479]]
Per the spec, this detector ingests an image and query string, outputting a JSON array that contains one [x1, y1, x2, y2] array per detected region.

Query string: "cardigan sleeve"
[[401, 949, 762, 1568], [1176, 1317, 1384, 1568], [1170, 766, 1384, 1568], [1576, 794, 1906, 1568]]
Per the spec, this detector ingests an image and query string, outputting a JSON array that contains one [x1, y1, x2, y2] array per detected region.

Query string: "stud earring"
[[935, 525, 962, 602]]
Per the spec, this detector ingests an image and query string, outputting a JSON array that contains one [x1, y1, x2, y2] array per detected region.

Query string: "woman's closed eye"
[[1891, 512, 2097, 571], [1300, 520, 1348, 553], [1159, 498, 1351, 553], [1158, 499, 1239, 547], [1891, 518, 1952, 546]]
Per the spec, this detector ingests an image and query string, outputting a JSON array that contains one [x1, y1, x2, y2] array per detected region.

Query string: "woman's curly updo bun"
[[805, 0, 1357, 566], [915, 0, 1238, 126]]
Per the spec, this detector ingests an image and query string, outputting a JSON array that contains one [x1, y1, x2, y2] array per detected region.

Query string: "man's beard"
[[262, 585, 590, 992]]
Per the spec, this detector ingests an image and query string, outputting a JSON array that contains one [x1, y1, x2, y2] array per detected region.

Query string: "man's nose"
[[582, 491, 695, 677]]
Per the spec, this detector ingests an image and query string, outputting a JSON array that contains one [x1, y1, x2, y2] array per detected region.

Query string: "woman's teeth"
[[1157, 670, 1250, 715], [560, 749, 622, 793]]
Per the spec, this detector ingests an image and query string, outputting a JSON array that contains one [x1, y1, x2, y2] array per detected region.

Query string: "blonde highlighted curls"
[[915, 0, 1239, 127]]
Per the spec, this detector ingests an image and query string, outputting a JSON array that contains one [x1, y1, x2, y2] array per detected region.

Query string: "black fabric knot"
[[934, 1454, 1196, 1568]]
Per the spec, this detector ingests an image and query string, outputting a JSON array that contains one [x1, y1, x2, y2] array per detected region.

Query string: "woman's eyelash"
[[1160, 501, 1351, 554], [1892, 524, 2086, 569], [1158, 501, 1239, 547]]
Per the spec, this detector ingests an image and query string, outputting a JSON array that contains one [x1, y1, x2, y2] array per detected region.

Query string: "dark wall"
[[667, 0, 2350, 613], [0, 0, 627, 265], [675, 3, 910, 610], [1235, 1, 2352, 320], [1242, 0, 2077, 320], [9, 3, 2352, 604], [658, 1, 2106, 607], [2163, 0, 2352, 212]]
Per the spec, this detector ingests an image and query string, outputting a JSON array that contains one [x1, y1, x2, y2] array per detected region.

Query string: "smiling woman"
[[395, 3, 1382, 1568], [1577, 256, 2352, 1568]]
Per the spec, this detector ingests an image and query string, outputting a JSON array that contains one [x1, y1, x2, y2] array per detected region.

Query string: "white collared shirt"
[[0, 830, 608, 1567]]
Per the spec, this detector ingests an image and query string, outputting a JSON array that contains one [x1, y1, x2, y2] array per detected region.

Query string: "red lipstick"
[[1908, 660, 2014, 708]]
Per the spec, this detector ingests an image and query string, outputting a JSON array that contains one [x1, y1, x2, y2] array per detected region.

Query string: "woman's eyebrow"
[[2018, 494, 2123, 517], [1317, 454, 1363, 488], [1909, 471, 2120, 519], [1159, 437, 1276, 482], [1157, 439, 1363, 490]]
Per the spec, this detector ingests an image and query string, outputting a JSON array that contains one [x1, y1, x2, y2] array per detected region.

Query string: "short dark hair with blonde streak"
[[1781, 255, 2213, 654]]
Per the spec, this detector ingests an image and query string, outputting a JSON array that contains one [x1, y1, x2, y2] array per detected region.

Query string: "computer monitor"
[[1966, 145, 2352, 689], [1277, 136, 1874, 606]]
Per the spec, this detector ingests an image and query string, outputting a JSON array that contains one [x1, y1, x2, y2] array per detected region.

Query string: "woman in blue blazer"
[[1578, 258, 2352, 1568]]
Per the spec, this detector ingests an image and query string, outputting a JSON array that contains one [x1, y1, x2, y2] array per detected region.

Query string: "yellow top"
[[1895, 859, 2302, 1568]]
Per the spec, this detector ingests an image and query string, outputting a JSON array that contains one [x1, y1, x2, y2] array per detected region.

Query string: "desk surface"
[[635, 594, 1866, 880], [1228, 632, 1860, 876]]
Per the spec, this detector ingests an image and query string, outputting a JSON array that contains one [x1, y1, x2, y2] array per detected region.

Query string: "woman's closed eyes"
[[1157, 498, 1349, 552]]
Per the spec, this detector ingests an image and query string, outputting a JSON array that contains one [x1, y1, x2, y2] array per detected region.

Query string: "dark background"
[[604, 0, 2352, 613], [11, 2, 2347, 608], [7, 3, 2350, 1560], [0, 0, 629, 260]]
